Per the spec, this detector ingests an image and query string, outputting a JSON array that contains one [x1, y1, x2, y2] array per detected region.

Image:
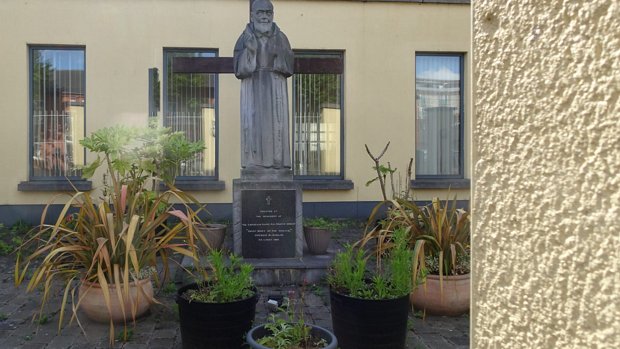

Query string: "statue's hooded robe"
[[233, 22, 294, 170]]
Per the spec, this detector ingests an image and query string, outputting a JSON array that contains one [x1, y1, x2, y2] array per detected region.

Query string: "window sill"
[[18, 180, 92, 192], [294, 179, 354, 191], [410, 178, 470, 189], [160, 179, 225, 191]]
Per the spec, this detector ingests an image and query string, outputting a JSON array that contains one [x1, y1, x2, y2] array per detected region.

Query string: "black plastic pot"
[[330, 288, 410, 349], [176, 283, 258, 349], [246, 323, 338, 349]]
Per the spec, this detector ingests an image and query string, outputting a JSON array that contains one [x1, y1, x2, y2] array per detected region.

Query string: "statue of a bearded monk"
[[233, 0, 294, 175]]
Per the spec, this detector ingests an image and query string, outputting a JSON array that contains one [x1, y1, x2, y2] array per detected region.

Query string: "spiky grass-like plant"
[[14, 124, 208, 345], [358, 195, 470, 295]]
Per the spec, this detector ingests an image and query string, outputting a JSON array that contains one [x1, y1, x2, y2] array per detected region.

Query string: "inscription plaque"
[[241, 189, 296, 258]]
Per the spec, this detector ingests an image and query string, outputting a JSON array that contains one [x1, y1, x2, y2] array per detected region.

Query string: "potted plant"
[[302, 218, 341, 255], [407, 197, 470, 316], [176, 250, 257, 349], [194, 221, 227, 252], [362, 142, 470, 316], [14, 124, 205, 344], [361, 196, 471, 316], [328, 228, 414, 349], [247, 287, 337, 349]]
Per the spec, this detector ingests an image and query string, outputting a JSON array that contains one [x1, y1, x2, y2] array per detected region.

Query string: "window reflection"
[[293, 53, 342, 177], [31, 48, 85, 178], [415, 55, 462, 176], [165, 50, 217, 177]]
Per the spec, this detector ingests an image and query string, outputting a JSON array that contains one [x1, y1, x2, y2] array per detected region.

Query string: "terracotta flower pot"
[[196, 223, 226, 252], [410, 273, 470, 316], [78, 278, 154, 323], [303, 226, 332, 255]]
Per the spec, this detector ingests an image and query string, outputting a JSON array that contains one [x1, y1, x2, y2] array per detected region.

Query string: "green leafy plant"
[[11, 220, 31, 234], [0, 221, 32, 256], [182, 249, 255, 303], [161, 281, 177, 296], [0, 241, 11, 256], [328, 245, 367, 297], [14, 123, 207, 344], [328, 227, 414, 300], [303, 217, 343, 231], [79, 123, 203, 188], [257, 288, 327, 349]]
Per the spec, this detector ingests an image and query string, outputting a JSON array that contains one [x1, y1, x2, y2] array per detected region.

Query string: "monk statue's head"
[[251, 0, 274, 34]]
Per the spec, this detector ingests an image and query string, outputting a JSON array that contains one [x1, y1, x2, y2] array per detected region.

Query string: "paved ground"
[[0, 225, 469, 348]]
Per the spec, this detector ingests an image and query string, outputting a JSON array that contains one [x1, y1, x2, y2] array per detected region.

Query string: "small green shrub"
[[303, 217, 343, 231], [328, 228, 414, 300], [183, 250, 254, 303], [161, 282, 177, 296], [0, 241, 12, 255], [328, 245, 367, 296], [309, 283, 323, 297], [0, 221, 33, 256], [10, 220, 31, 234], [257, 293, 327, 349]]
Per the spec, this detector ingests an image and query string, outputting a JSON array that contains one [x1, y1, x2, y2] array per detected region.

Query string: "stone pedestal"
[[233, 178, 303, 258]]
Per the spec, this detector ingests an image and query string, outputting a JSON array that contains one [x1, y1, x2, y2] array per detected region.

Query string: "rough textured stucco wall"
[[473, 0, 619, 347]]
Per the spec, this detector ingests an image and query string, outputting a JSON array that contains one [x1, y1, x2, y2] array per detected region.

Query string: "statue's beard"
[[254, 22, 272, 35]]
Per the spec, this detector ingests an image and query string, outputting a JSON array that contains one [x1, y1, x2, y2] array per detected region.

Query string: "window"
[[415, 54, 464, 178], [164, 49, 218, 178], [293, 51, 343, 179], [30, 46, 85, 179]]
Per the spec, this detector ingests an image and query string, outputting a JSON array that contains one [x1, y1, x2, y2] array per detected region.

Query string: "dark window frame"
[[27, 45, 87, 182], [414, 52, 465, 182], [292, 50, 345, 181], [162, 47, 220, 182]]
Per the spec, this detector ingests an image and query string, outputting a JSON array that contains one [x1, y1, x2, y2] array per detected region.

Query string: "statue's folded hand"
[[245, 36, 258, 52]]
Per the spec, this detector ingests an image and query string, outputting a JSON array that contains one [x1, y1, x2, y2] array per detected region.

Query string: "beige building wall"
[[473, 0, 619, 347], [0, 0, 470, 207]]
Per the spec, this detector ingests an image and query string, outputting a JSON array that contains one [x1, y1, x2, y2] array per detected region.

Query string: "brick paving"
[[0, 226, 469, 348]]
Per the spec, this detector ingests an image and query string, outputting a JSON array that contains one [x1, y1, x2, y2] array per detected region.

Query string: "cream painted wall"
[[473, 0, 619, 347], [0, 0, 470, 205]]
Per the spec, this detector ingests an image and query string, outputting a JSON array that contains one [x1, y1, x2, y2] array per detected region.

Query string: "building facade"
[[0, 0, 471, 223]]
